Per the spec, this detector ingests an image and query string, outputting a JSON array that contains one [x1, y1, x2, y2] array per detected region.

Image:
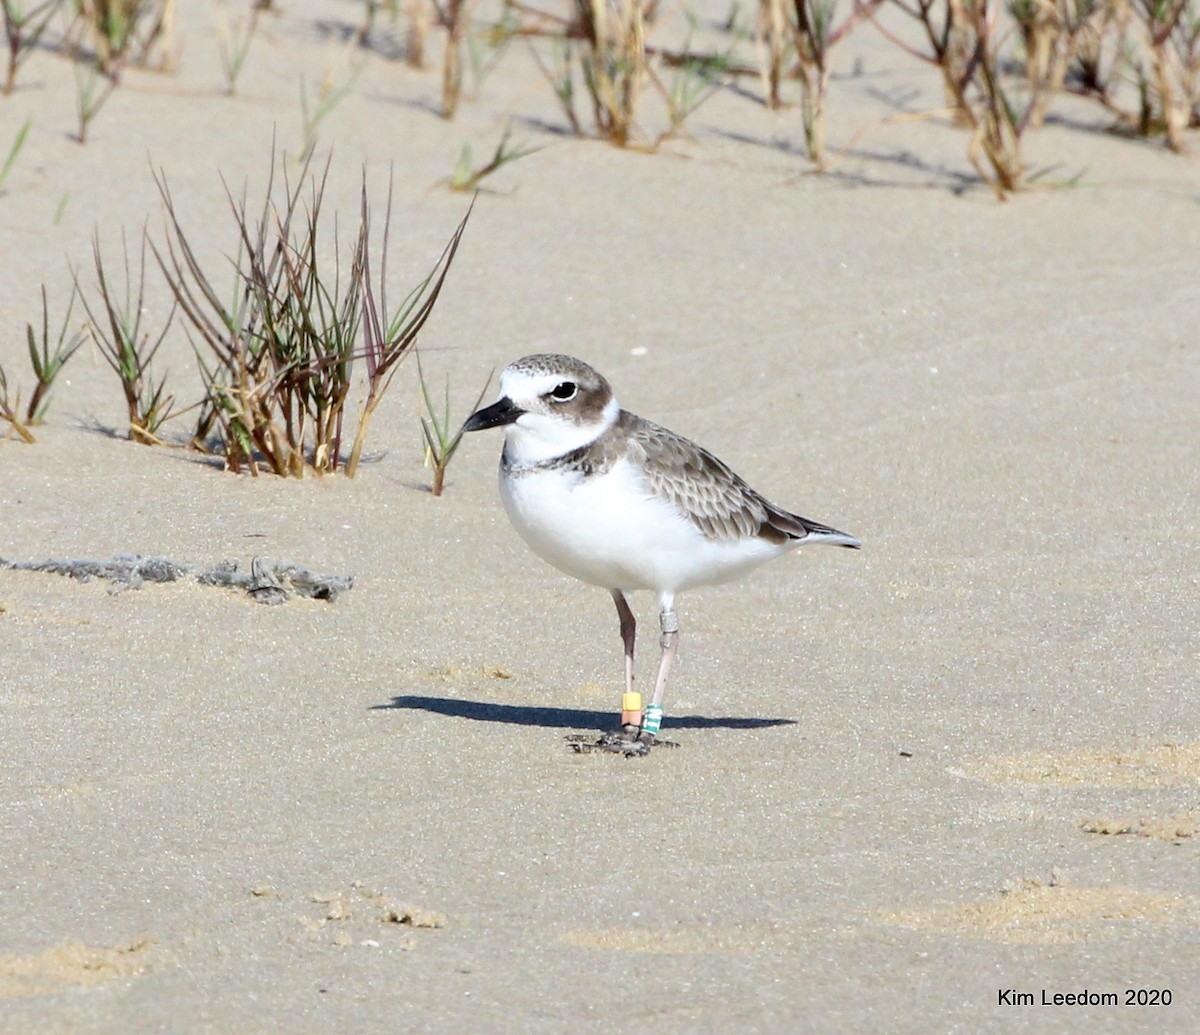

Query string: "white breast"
[[498, 457, 787, 594]]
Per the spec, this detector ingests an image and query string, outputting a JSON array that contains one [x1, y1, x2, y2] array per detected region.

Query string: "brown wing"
[[620, 412, 791, 542], [620, 411, 861, 548]]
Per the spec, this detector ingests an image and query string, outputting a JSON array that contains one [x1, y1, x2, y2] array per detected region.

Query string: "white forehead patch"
[[499, 367, 576, 408]]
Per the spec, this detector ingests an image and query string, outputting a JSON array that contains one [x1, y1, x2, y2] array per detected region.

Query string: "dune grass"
[[348, 184, 471, 477], [877, 0, 1100, 197], [576, 0, 649, 146], [791, 0, 883, 167], [297, 50, 363, 161], [449, 121, 542, 191], [214, 0, 259, 96], [0, 363, 37, 442], [2, 0, 60, 95], [25, 283, 84, 426], [73, 0, 176, 80], [0, 116, 30, 192], [1127, 0, 1200, 151], [78, 230, 179, 444], [2, 0, 1196, 198], [69, 50, 116, 144], [155, 154, 359, 475], [152, 153, 470, 478], [418, 355, 492, 496], [441, 0, 476, 118], [0, 277, 83, 442]]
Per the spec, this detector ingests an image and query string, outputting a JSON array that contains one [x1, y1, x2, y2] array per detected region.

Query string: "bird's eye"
[[549, 382, 577, 402]]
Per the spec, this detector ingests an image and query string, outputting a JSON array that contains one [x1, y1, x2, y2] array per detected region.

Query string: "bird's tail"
[[768, 507, 861, 549], [801, 522, 861, 549]]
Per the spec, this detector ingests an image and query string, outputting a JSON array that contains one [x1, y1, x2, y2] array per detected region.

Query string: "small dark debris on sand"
[[0, 553, 353, 604], [565, 732, 680, 756]]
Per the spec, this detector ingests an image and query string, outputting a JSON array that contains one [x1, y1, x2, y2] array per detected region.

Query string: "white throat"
[[503, 396, 619, 466]]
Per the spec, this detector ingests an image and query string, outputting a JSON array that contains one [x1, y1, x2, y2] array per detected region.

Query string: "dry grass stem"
[[404, 0, 434, 66], [358, 0, 400, 48], [0, 364, 37, 442], [792, 0, 884, 166], [757, 0, 792, 108], [442, 0, 478, 117]]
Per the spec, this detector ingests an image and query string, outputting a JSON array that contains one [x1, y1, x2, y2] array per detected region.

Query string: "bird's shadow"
[[371, 695, 797, 733]]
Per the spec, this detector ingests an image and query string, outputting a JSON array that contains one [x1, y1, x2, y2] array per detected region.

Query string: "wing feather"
[[621, 414, 793, 543]]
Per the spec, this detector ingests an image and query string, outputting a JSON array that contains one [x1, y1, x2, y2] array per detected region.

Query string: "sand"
[[2, 2, 1199, 1032]]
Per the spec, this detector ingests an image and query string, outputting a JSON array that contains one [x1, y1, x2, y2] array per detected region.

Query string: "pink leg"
[[611, 590, 639, 730], [641, 604, 678, 741]]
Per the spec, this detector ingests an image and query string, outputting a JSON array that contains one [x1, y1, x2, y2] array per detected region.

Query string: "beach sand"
[[2, 2, 1199, 1032]]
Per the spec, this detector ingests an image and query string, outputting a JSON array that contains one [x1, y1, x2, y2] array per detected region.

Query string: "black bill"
[[462, 396, 526, 432]]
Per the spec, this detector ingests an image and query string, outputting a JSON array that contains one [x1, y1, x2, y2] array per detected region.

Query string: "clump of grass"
[[1127, 0, 1200, 150], [1058, 0, 1200, 148], [78, 230, 178, 444], [73, 0, 176, 81], [0, 116, 31, 193], [524, 0, 730, 145], [790, 0, 883, 167], [156, 155, 360, 474], [214, 0, 259, 96], [1009, 0, 1118, 131], [418, 357, 491, 496], [658, 53, 727, 137], [449, 121, 542, 191], [880, 0, 1024, 195], [153, 153, 470, 478], [25, 283, 85, 426], [878, 0, 1097, 197], [576, 0, 649, 146], [3, 0, 61, 95], [0, 282, 82, 445], [1066, 0, 1124, 113]]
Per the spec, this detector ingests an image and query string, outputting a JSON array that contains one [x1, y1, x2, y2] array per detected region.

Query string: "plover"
[[463, 354, 859, 755]]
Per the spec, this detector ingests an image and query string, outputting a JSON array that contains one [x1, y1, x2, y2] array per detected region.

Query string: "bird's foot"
[[567, 725, 679, 757]]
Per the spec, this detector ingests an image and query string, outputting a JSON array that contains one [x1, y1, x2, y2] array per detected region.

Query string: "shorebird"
[[462, 354, 859, 755]]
